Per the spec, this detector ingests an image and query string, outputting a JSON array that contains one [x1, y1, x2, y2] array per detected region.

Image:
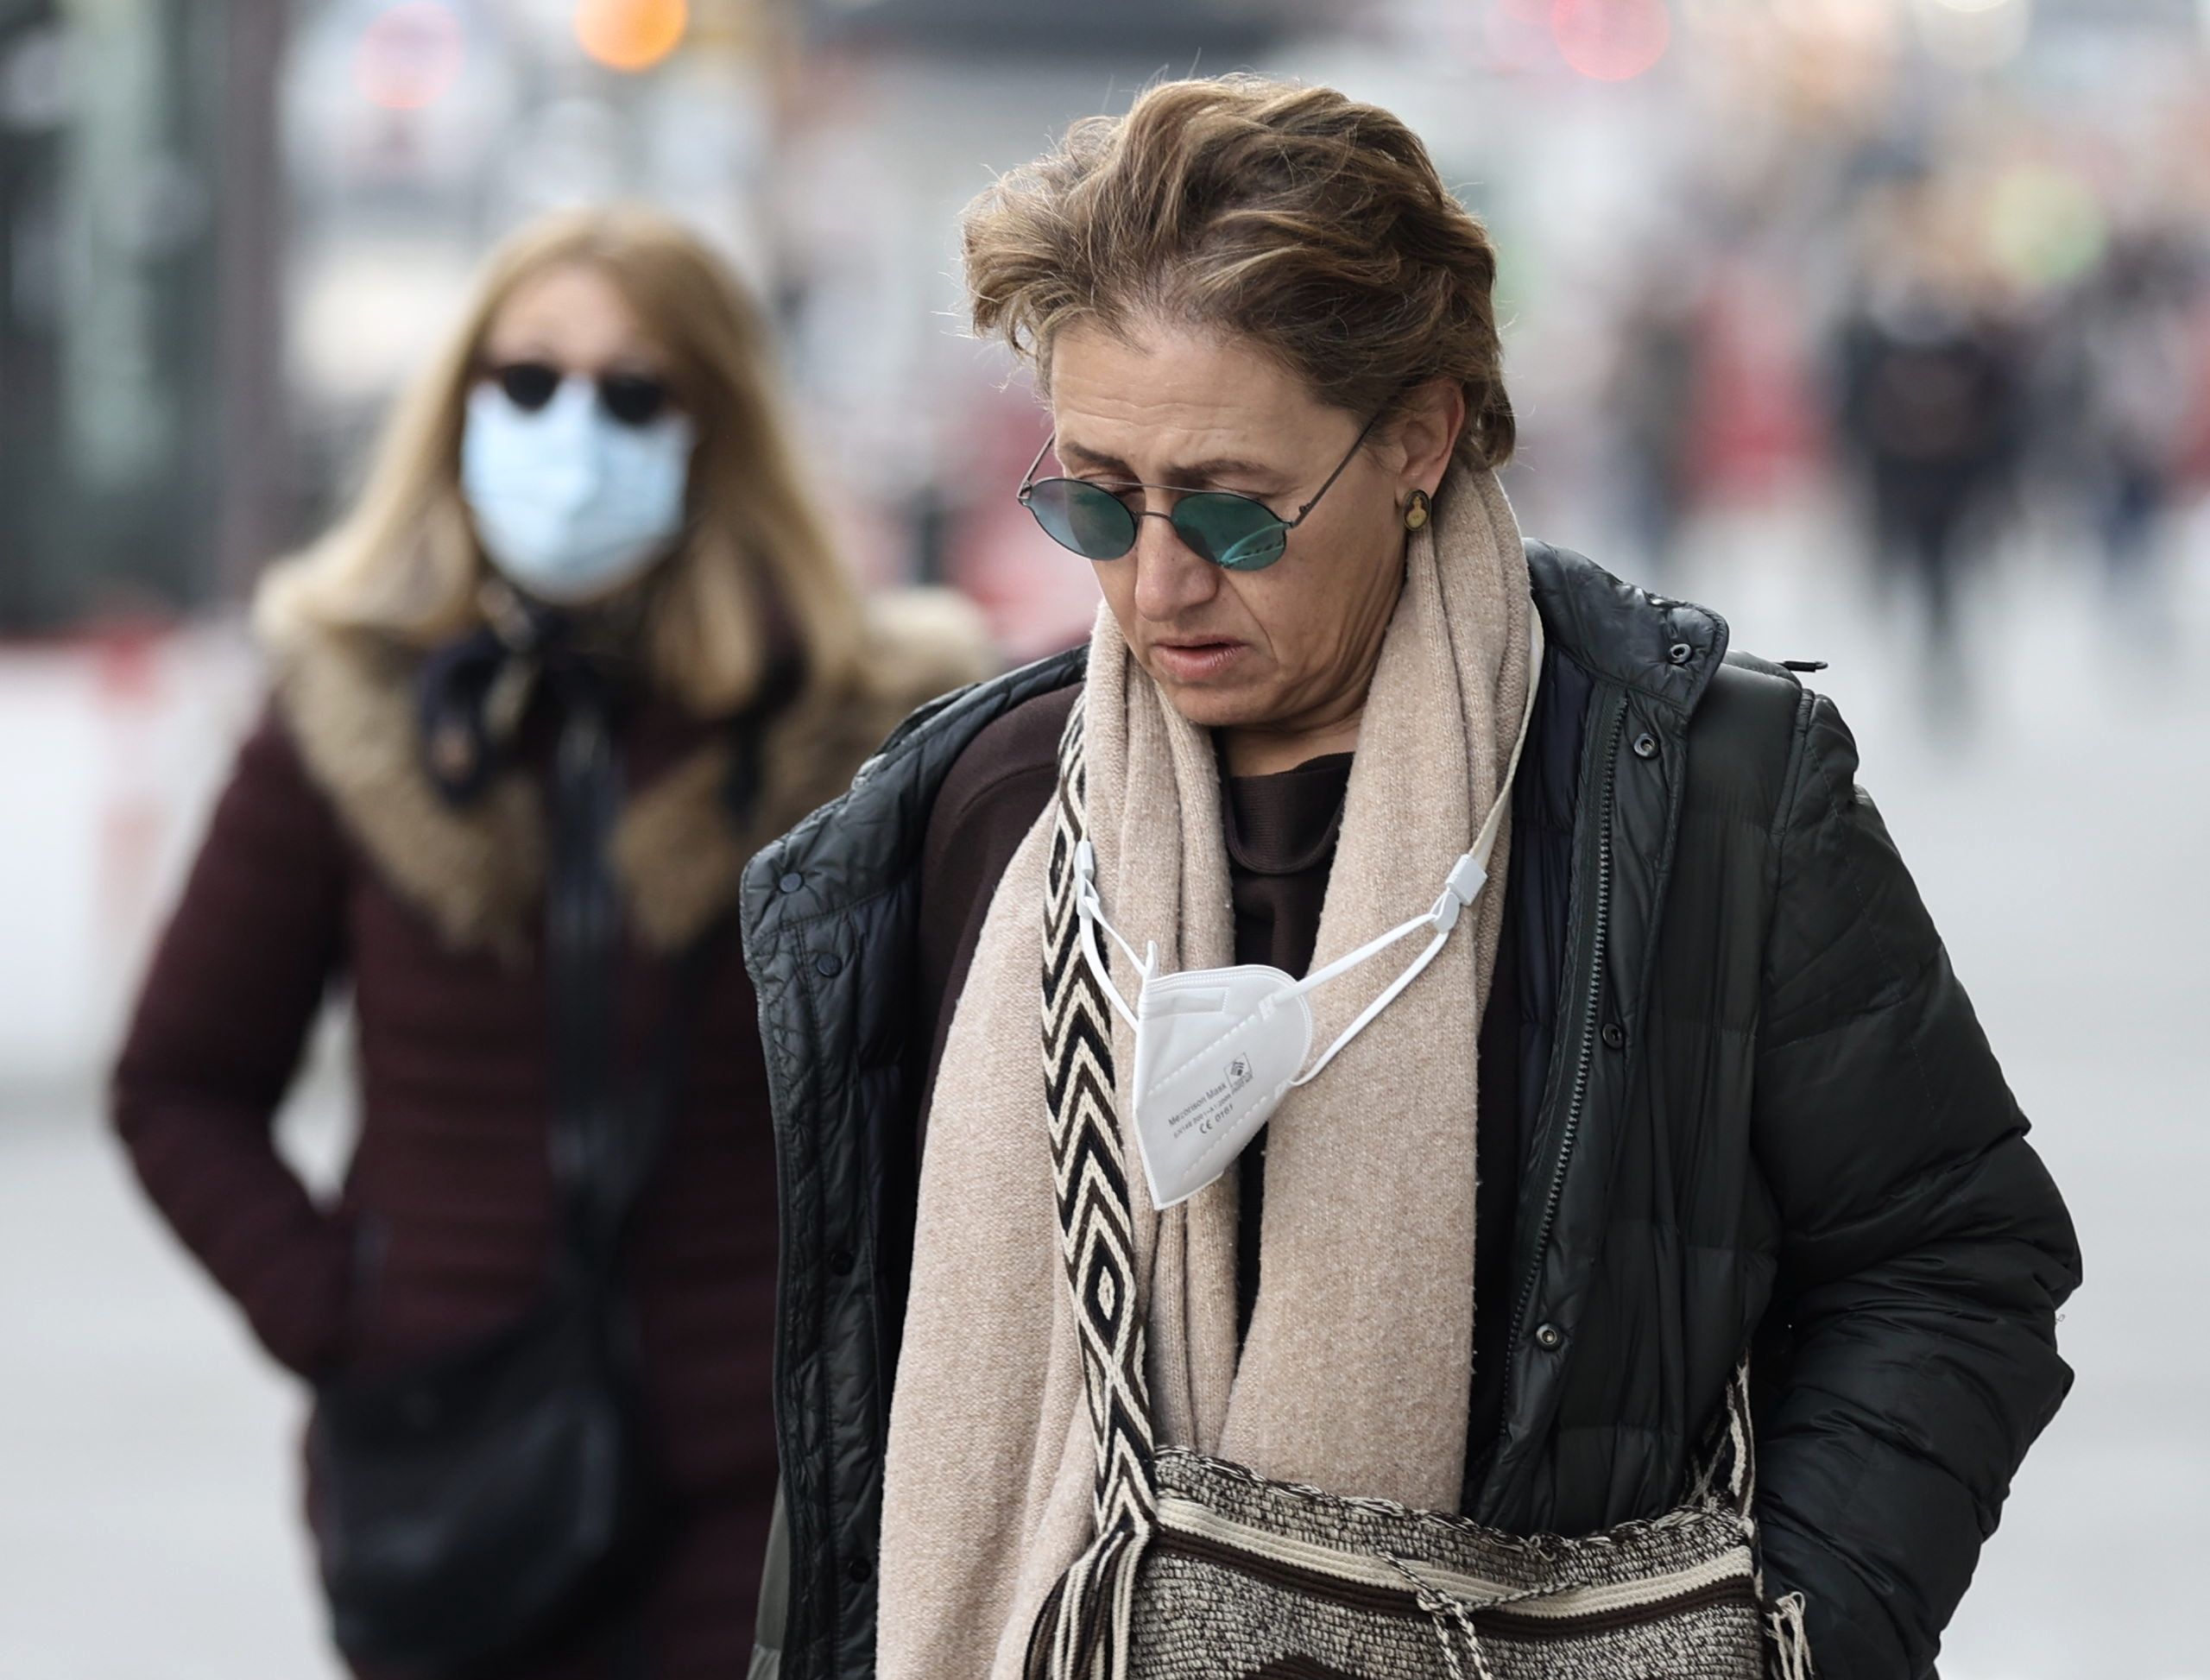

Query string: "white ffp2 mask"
[[1075, 613, 1544, 1209]]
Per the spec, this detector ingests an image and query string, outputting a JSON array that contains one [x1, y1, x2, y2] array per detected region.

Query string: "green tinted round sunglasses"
[[1016, 414, 1380, 572]]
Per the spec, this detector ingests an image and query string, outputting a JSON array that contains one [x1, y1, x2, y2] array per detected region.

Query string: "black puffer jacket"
[[740, 545, 2079, 1680]]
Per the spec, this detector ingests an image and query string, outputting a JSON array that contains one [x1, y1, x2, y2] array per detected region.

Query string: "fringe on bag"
[[1024, 1519, 1150, 1680], [1765, 1591, 1816, 1680]]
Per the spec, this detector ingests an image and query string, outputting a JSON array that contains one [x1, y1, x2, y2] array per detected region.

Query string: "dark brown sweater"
[[113, 704, 777, 1677], [914, 687, 1520, 1473]]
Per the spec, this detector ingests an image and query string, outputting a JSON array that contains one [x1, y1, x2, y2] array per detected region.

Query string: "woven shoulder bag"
[[1030, 707, 1814, 1680]]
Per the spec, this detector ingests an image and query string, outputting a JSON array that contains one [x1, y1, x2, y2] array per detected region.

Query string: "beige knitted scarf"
[[881, 467, 1533, 1680]]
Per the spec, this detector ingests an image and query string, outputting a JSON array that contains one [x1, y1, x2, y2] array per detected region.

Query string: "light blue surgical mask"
[[460, 376, 696, 604]]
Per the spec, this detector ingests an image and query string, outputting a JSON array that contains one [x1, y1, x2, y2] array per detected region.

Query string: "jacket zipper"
[[1494, 696, 1626, 1457]]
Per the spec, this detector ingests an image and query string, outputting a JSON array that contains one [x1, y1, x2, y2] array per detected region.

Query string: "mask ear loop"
[[1289, 609, 1546, 1089], [1073, 838, 1150, 1030]]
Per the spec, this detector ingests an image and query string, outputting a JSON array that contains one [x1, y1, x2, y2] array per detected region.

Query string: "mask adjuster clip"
[[1072, 838, 1149, 1030], [1430, 852, 1487, 936]]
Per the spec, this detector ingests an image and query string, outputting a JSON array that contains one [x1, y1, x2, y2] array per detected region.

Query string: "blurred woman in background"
[[111, 206, 987, 1680]]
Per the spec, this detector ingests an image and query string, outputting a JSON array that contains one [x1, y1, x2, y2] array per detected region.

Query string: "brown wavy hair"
[[962, 75, 1515, 471], [258, 205, 862, 713]]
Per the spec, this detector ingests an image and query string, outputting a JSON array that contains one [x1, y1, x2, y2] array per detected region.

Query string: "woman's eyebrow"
[[1057, 440, 1276, 486], [1173, 456, 1276, 486], [1055, 440, 1136, 477]]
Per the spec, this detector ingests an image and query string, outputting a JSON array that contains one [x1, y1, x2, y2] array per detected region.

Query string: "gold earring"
[[1404, 489, 1431, 531]]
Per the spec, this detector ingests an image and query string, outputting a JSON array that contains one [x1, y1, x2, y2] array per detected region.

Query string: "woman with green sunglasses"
[[742, 73, 2077, 1680]]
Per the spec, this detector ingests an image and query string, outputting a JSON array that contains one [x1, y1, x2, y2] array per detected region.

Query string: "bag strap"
[[1027, 700, 1159, 1680], [1680, 1358, 1758, 1520], [546, 683, 720, 1279]]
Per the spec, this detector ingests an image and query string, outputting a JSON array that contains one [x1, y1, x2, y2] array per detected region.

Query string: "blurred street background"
[[3, 0, 2207, 1675]]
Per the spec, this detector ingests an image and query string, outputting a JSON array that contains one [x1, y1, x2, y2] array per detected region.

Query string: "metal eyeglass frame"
[[1014, 409, 1386, 566]]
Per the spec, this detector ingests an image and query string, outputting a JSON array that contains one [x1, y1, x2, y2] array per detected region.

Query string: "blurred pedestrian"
[[740, 79, 2078, 1680], [1607, 262, 1704, 573], [1834, 187, 2028, 710], [111, 205, 988, 1680], [2061, 232, 2201, 614]]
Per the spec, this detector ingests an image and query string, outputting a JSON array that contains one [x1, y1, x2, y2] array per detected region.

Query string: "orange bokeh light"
[[574, 0, 689, 73]]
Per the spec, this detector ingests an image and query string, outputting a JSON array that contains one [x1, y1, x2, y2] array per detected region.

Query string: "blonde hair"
[[258, 205, 862, 712], [963, 75, 1514, 471]]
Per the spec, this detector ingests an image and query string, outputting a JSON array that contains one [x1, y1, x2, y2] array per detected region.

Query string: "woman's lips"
[[1148, 639, 1247, 682]]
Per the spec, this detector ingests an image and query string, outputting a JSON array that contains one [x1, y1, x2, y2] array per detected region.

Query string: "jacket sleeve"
[[1749, 692, 2080, 1680], [111, 706, 355, 1378]]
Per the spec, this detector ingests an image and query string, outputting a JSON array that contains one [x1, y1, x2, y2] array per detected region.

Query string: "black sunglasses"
[[485, 360, 674, 428], [1016, 412, 1381, 572]]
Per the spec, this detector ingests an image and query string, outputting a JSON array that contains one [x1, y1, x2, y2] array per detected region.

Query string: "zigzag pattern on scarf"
[[1028, 700, 1159, 1680]]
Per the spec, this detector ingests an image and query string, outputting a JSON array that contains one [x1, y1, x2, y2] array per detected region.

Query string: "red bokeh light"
[[1550, 0, 1673, 82], [353, 2, 465, 111]]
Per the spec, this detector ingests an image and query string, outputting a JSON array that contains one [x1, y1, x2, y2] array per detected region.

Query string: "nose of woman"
[[1127, 506, 1225, 623]]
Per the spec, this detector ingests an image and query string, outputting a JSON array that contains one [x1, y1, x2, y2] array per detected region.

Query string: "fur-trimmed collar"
[[267, 591, 992, 957]]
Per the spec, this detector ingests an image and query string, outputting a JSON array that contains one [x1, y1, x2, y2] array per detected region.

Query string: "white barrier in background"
[[0, 622, 262, 1093]]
